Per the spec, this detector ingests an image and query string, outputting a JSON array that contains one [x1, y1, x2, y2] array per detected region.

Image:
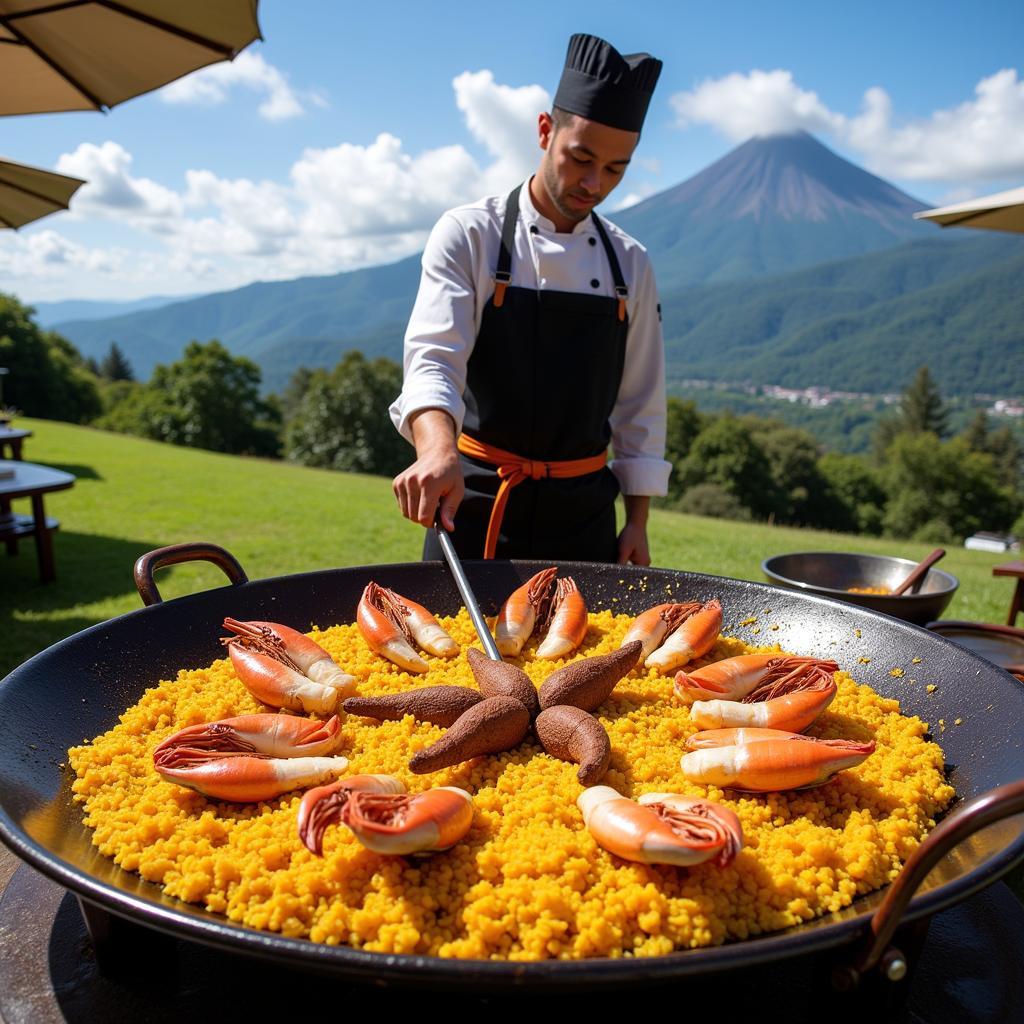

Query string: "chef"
[[390, 32, 670, 564]]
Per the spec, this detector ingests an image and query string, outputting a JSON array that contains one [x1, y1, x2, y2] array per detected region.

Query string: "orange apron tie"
[[457, 434, 607, 559]]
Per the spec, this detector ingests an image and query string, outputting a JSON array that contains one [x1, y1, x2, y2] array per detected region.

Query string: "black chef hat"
[[553, 33, 662, 133]]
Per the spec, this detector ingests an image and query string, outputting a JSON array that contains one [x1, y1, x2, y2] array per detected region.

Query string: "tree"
[[664, 397, 703, 499], [817, 452, 886, 535], [677, 483, 751, 521], [872, 366, 949, 460], [985, 425, 1023, 493], [881, 434, 1020, 542], [899, 365, 950, 437], [743, 418, 827, 526], [99, 340, 280, 456], [962, 410, 1022, 493], [279, 365, 315, 421], [963, 409, 990, 453], [675, 416, 780, 520], [99, 342, 134, 381], [284, 352, 407, 476], [0, 293, 101, 422]]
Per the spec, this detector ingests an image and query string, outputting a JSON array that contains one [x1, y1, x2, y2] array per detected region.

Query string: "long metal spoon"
[[433, 518, 502, 661], [892, 547, 946, 596]]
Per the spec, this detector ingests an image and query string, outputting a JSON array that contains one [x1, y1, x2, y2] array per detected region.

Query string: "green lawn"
[[1, 416, 1018, 676]]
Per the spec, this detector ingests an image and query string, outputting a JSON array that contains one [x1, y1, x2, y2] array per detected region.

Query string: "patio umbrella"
[[914, 186, 1024, 235], [0, 157, 84, 229], [0, 1, 261, 116]]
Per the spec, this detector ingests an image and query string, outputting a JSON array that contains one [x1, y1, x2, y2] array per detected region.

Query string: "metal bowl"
[[762, 551, 959, 625]]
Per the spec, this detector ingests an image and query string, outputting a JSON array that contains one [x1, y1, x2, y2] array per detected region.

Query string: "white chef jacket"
[[388, 179, 671, 496]]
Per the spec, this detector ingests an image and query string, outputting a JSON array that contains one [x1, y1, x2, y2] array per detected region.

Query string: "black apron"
[[422, 184, 629, 563]]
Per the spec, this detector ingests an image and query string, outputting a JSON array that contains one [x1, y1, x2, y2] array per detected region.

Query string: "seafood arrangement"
[[67, 574, 953, 960]]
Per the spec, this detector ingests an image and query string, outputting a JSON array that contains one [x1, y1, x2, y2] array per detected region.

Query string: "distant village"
[[678, 379, 1024, 418]]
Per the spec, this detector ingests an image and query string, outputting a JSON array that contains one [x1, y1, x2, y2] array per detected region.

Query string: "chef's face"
[[537, 110, 638, 228]]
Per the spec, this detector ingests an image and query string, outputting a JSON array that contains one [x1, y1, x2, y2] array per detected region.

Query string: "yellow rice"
[[68, 609, 953, 960]]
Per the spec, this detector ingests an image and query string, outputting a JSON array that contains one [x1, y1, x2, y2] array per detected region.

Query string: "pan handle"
[[835, 777, 1024, 989], [134, 542, 249, 606]]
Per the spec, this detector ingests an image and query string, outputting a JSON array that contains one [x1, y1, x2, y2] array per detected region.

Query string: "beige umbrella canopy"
[[914, 186, 1024, 235], [0, 156, 84, 229], [0, 0, 261, 115]]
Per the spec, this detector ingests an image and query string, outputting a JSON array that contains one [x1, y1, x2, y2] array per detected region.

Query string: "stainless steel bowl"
[[762, 551, 959, 625]]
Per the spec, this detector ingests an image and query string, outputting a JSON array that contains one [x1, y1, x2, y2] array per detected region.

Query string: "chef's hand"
[[617, 496, 652, 566], [393, 409, 464, 531]]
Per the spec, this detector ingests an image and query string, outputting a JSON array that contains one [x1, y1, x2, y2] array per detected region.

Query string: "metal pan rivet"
[[883, 951, 908, 982]]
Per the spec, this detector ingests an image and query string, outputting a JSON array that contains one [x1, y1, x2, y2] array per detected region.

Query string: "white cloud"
[[453, 70, 548, 193], [844, 70, 1024, 181], [55, 142, 183, 224], [670, 67, 1024, 183], [160, 50, 313, 121], [0, 230, 123, 283], [290, 133, 482, 238], [672, 70, 842, 140], [4, 70, 556, 300], [609, 184, 656, 212]]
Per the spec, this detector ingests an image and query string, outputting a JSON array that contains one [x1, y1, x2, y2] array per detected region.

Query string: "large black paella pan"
[[0, 544, 1022, 989]]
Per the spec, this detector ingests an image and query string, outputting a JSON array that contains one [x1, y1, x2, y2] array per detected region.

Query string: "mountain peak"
[[613, 130, 937, 285], [623, 131, 926, 225]]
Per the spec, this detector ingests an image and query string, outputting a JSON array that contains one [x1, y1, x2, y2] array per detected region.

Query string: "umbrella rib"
[[0, 10, 105, 111], [3, 1, 90, 18], [98, 0, 240, 56], [0, 176, 79, 208]]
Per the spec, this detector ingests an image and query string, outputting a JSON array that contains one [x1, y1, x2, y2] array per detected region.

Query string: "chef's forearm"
[[623, 494, 650, 527], [409, 408, 458, 458]]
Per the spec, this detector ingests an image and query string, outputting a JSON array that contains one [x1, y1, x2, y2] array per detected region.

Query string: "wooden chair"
[[928, 561, 1024, 681]]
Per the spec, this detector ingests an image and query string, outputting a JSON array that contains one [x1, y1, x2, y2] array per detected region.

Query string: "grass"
[[2, 416, 1019, 675], [1, 417, 1021, 901]]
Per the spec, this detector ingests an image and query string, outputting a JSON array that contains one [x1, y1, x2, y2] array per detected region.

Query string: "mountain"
[[31, 293, 201, 329], [54, 256, 420, 379], [615, 131, 938, 284], [659, 233, 1023, 394], [49, 132, 1017, 395]]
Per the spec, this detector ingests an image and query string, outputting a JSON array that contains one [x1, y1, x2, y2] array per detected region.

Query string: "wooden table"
[[0, 460, 75, 583], [0, 426, 31, 461]]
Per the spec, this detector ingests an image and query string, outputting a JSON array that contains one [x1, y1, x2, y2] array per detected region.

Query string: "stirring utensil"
[[433, 519, 503, 661], [892, 548, 946, 596]]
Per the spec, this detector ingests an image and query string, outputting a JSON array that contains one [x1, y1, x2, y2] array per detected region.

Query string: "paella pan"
[[0, 545, 1022, 988]]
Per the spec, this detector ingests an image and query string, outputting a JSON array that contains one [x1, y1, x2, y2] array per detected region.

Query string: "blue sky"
[[2, 0, 1023, 302]]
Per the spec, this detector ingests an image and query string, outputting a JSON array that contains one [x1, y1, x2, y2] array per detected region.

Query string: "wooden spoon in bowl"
[[892, 548, 946, 596]]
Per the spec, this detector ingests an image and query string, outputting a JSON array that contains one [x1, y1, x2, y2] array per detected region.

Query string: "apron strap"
[[591, 213, 629, 321], [493, 186, 629, 320], [493, 184, 521, 308]]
